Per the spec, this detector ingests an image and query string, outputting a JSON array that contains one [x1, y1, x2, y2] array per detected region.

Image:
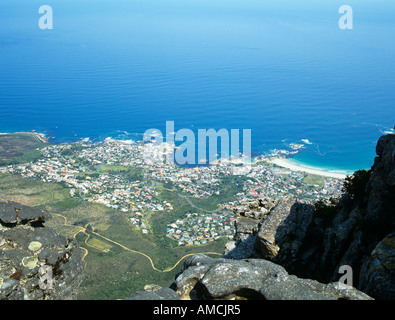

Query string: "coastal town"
[[0, 137, 345, 246]]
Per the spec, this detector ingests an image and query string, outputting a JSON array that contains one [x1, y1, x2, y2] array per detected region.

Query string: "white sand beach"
[[268, 158, 350, 179]]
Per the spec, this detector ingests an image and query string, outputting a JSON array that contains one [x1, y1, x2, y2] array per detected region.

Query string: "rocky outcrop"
[[233, 198, 276, 221], [354, 134, 395, 299], [365, 134, 395, 230], [171, 254, 372, 300], [254, 197, 313, 261], [0, 201, 84, 300], [125, 134, 394, 300], [223, 198, 275, 259], [128, 250, 373, 300], [0, 201, 48, 226], [358, 233, 395, 300], [231, 134, 395, 300]]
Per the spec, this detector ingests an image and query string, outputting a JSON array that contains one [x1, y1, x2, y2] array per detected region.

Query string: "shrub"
[[313, 198, 337, 225], [342, 169, 371, 201]]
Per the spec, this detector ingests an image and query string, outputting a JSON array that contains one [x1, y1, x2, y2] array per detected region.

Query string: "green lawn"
[[302, 174, 324, 186], [100, 165, 130, 172]]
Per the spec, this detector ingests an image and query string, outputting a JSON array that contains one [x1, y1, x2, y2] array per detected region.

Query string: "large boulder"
[[0, 201, 84, 300], [358, 233, 395, 300], [254, 197, 311, 261], [172, 254, 372, 300], [223, 198, 276, 260], [0, 201, 50, 227]]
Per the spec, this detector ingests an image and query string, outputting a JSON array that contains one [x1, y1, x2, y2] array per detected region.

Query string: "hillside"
[[1, 133, 393, 300], [0, 133, 48, 166], [127, 134, 395, 300]]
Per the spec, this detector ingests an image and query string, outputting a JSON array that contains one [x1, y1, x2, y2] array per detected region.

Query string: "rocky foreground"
[[0, 202, 84, 300], [127, 134, 395, 300]]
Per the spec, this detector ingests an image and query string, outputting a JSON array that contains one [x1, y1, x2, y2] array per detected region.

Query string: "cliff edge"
[[126, 134, 395, 300], [250, 134, 395, 299]]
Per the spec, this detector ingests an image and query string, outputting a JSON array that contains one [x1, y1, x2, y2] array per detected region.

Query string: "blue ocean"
[[0, 0, 394, 173]]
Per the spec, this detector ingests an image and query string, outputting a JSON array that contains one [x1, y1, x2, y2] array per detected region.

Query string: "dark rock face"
[[254, 197, 312, 261], [220, 134, 394, 300], [0, 201, 50, 227], [358, 233, 395, 300], [367, 134, 395, 228], [0, 201, 84, 300], [172, 254, 372, 300], [239, 134, 394, 300], [125, 134, 394, 300], [223, 198, 275, 260]]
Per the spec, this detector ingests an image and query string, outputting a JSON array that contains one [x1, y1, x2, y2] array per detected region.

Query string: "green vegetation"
[[100, 165, 130, 172], [86, 237, 112, 252], [302, 175, 324, 187], [0, 133, 345, 299], [256, 160, 281, 168], [185, 175, 247, 211], [100, 165, 144, 181], [0, 171, 229, 300], [0, 133, 47, 166], [313, 198, 337, 227], [342, 169, 371, 201]]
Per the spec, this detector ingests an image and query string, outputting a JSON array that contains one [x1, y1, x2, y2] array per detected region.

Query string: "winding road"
[[52, 212, 222, 273]]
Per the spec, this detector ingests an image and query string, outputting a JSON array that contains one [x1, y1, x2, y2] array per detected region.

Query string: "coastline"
[[0, 131, 48, 144], [267, 157, 351, 179], [0, 130, 354, 179], [23, 131, 49, 144]]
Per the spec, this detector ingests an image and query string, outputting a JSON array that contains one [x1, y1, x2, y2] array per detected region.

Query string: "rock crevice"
[[0, 201, 84, 300]]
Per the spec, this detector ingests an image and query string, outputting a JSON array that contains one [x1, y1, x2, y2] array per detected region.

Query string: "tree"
[[342, 169, 371, 201]]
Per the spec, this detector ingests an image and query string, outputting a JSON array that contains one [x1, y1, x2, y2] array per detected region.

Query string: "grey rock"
[[0, 201, 84, 300], [358, 233, 395, 300], [125, 287, 180, 300], [223, 235, 256, 260], [233, 217, 259, 242], [0, 202, 17, 224], [246, 134, 395, 299], [0, 201, 50, 226], [172, 254, 372, 300], [1, 279, 19, 291], [254, 197, 297, 260], [273, 201, 315, 269], [223, 198, 278, 260], [12, 202, 50, 224], [235, 198, 275, 220]]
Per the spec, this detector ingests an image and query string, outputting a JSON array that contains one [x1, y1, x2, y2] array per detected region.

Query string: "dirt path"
[[53, 213, 222, 273]]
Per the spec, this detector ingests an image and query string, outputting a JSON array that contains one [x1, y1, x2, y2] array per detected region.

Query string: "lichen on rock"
[[28, 241, 42, 252], [0, 201, 84, 300], [171, 254, 372, 300], [22, 256, 38, 269]]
